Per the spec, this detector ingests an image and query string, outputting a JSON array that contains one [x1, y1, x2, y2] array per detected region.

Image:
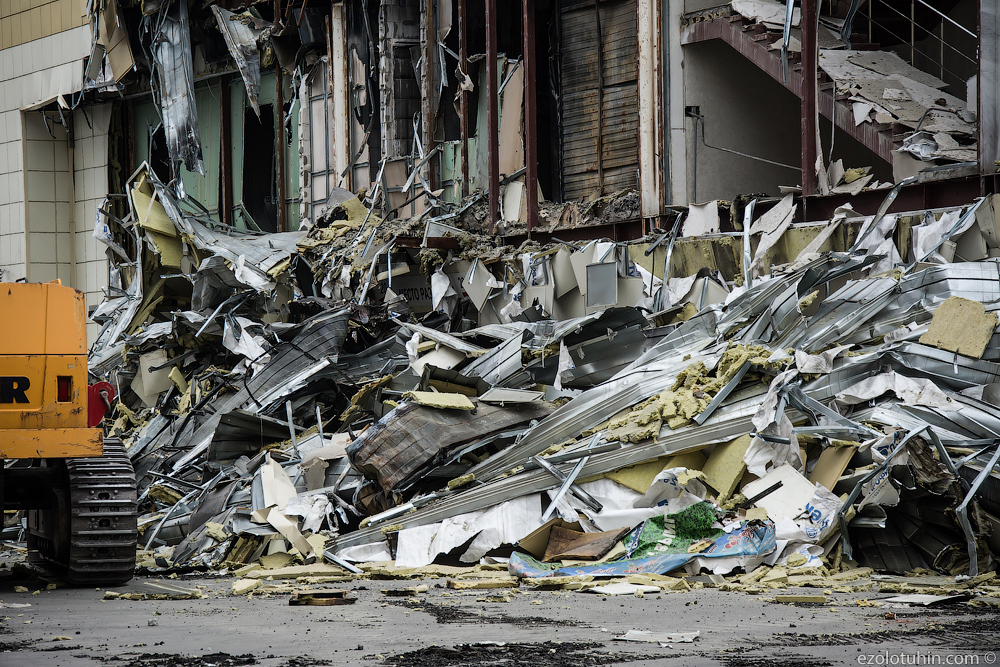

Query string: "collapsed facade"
[[4, 0, 1000, 592]]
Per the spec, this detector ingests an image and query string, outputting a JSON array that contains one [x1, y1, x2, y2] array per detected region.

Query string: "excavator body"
[[0, 280, 137, 585]]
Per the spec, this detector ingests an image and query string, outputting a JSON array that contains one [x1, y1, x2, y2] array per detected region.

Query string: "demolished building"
[[4, 0, 1000, 592]]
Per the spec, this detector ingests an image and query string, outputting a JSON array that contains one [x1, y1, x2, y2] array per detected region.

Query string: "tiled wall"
[[0, 0, 86, 50], [74, 102, 111, 343], [1, 23, 111, 342]]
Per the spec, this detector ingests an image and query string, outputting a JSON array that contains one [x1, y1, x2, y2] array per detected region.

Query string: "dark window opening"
[[243, 103, 278, 233]]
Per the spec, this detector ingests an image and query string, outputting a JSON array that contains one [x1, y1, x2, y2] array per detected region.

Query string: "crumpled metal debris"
[[83, 166, 1000, 588]]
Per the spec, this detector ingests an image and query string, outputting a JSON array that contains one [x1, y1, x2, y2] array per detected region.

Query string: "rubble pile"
[[84, 170, 1000, 596]]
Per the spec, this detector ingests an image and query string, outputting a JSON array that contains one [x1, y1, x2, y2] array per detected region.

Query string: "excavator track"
[[28, 439, 138, 585]]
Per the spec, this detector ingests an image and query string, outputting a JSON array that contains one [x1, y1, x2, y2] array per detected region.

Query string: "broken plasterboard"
[[684, 201, 720, 236], [808, 444, 857, 492], [570, 242, 597, 296], [552, 247, 578, 298], [741, 463, 816, 522]]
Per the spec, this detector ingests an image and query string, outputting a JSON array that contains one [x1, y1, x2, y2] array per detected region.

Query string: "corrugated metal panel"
[[560, 0, 639, 201]]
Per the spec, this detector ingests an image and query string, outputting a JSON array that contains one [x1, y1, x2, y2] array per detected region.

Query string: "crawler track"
[[28, 439, 138, 585]]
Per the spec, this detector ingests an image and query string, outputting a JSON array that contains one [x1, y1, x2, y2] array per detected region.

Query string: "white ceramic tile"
[[10, 47, 23, 80], [86, 259, 100, 292], [53, 137, 69, 170], [25, 138, 54, 171], [0, 51, 13, 82], [26, 170, 53, 202], [27, 200, 55, 233], [55, 230, 71, 263], [55, 202, 70, 232], [56, 262, 72, 284], [8, 140, 22, 173], [84, 166, 100, 200], [28, 231, 55, 262], [53, 169, 70, 203], [32, 262, 57, 283]]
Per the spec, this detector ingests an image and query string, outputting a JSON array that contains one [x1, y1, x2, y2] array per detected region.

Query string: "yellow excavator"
[[0, 280, 137, 584]]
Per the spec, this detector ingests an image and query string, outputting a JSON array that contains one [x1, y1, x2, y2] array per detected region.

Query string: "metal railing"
[[856, 0, 976, 88]]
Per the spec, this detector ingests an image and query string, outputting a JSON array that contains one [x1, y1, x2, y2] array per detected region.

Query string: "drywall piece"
[[619, 276, 645, 308], [614, 630, 700, 643], [680, 276, 730, 309], [446, 577, 519, 590], [502, 180, 526, 223], [731, 0, 799, 25], [702, 434, 752, 501], [542, 525, 631, 562], [129, 368, 157, 408], [522, 283, 555, 315], [244, 563, 347, 579], [775, 594, 827, 604], [552, 286, 587, 321], [479, 388, 544, 404], [742, 463, 816, 522], [570, 242, 597, 295], [808, 445, 857, 492], [919, 296, 999, 359], [684, 201, 720, 236], [880, 594, 973, 606], [751, 195, 797, 271], [498, 62, 525, 176], [401, 391, 476, 410], [139, 349, 174, 397], [411, 346, 467, 375], [588, 583, 660, 596], [464, 261, 495, 311], [552, 247, 578, 298], [845, 51, 947, 90]]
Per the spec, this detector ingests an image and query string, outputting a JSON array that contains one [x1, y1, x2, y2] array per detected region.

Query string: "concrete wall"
[[681, 40, 801, 204]]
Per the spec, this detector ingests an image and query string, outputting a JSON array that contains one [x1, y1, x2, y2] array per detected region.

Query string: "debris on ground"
[[25, 170, 1000, 605]]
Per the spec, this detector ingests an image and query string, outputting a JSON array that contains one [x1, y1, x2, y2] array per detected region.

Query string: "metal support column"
[[220, 75, 233, 227], [423, 0, 437, 191], [486, 0, 500, 233], [523, 0, 538, 234], [800, 0, 817, 196], [459, 0, 470, 195], [276, 69, 287, 232]]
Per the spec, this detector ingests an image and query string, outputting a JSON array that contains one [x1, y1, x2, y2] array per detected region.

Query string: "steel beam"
[[459, 0, 470, 195], [800, 0, 817, 195], [523, 0, 538, 234], [486, 0, 500, 233]]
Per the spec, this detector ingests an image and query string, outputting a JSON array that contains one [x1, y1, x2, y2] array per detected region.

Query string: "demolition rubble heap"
[[85, 175, 1000, 598]]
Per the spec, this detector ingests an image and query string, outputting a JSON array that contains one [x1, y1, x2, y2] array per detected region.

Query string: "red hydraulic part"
[[87, 382, 116, 427]]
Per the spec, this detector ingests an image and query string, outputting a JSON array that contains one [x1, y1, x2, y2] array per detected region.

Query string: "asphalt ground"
[[2, 563, 999, 667]]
